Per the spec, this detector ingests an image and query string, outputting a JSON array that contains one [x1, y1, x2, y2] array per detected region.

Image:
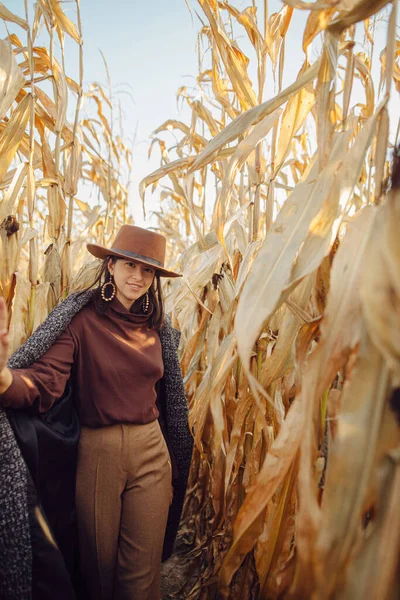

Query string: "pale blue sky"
[[77, 0, 200, 209], [67, 0, 202, 226]]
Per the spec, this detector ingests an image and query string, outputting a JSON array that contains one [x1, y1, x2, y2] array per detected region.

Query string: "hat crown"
[[111, 225, 166, 267], [86, 224, 181, 277]]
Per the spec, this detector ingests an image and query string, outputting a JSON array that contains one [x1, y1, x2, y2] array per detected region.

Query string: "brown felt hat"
[[86, 225, 181, 278]]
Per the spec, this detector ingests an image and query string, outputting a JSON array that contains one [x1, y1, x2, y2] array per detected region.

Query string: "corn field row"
[[1, 0, 400, 599]]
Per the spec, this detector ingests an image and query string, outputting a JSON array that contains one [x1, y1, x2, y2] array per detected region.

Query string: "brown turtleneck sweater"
[[1, 296, 164, 427]]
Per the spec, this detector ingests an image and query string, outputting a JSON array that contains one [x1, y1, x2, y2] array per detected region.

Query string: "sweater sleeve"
[[0, 326, 76, 413]]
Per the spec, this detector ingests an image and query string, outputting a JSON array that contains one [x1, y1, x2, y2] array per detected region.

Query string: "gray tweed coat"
[[0, 410, 31, 599], [0, 289, 193, 598]]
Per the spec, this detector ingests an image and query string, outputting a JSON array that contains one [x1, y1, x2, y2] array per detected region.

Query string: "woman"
[[0, 225, 193, 600]]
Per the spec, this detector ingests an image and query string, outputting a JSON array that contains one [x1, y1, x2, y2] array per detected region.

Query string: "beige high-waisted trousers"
[[75, 419, 172, 600]]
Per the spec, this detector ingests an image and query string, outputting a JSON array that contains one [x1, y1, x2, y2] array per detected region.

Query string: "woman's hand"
[[0, 297, 12, 394]]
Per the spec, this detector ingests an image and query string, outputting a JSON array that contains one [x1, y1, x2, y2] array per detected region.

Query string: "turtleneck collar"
[[107, 295, 153, 326]]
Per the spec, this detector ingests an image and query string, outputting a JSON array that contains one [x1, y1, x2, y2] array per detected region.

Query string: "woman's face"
[[107, 258, 156, 310]]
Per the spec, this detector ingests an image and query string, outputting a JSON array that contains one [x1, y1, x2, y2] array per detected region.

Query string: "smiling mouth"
[[127, 284, 142, 291]]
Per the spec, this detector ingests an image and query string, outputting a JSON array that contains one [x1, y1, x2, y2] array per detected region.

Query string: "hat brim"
[[86, 243, 182, 278]]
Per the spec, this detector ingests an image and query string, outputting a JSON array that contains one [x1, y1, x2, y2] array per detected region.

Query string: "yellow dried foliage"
[[141, 1, 400, 598]]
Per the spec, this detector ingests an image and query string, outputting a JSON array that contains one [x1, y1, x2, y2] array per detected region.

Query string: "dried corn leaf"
[[302, 8, 336, 52], [214, 109, 281, 247], [210, 43, 237, 119], [281, 0, 331, 12], [0, 162, 27, 221], [208, 334, 237, 450], [314, 330, 391, 598], [32, 282, 51, 331], [188, 58, 321, 173], [49, 0, 81, 43], [327, 0, 391, 36], [219, 3, 264, 51], [140, 156, 197, 200], [337, 455, 400, 600], [0, 3, 29, 31], [65, 142, 82, 197], [190, 100, 221, 137], [219, 397, 305, 595], [342, 44, 355, 121], [256, 461, 297, 595], [199, 0, 257, 111], [267, 6, 293, 68], [260, 276, 313, 389], [289, 107, 382, 290], [275, 80, 314, 174], [353, 53, 375, 117], [292, 206, 378, 595], [69, 260, 100, 293], [0, 38, 25, 121], [8, 273, 30, 353], [0, 93, 31, 185], [36, 118, 57, 179], [53, 59, 68, 132], [316, 33, 338, 167], [43, 242, 62, 299], [235, 132, 349, 372], [361, 183, 400, 375]]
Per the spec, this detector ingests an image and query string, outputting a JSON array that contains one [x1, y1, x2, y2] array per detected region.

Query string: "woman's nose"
[[131, 268, 144, 282]]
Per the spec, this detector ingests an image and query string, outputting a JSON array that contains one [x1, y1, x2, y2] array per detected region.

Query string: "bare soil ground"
[[161, 538, 196, 599]]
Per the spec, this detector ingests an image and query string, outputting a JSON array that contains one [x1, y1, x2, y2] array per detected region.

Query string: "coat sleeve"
[[1, 327, 76, 413], [160, 322, 193, 485]]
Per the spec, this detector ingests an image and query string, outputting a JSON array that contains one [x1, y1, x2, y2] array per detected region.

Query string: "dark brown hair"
[[78, 256, 165, 330]]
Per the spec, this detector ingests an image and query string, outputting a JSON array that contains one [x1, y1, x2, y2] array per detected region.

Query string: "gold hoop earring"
[[101, 279, 116, 302], [142, 291, 150, 314]]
